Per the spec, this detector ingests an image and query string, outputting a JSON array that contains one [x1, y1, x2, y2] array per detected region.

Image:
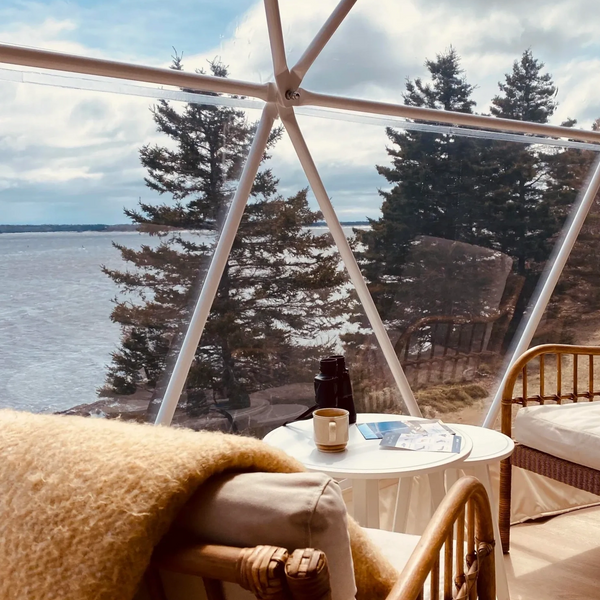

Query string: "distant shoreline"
[[311, 221, 370, 227], [0, 224, 139, 234], [0, 221, 370, 234]]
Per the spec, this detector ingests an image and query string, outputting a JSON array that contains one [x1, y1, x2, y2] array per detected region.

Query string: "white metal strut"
[[280, 107, 421, 416]]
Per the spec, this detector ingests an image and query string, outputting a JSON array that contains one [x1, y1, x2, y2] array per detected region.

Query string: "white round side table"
[[263, 412, 473, 529]]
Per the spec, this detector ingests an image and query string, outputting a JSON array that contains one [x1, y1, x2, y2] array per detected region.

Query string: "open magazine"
[[357, 419, 462, 453]]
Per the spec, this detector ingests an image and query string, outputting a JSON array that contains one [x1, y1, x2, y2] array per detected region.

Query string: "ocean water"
[[0, 231, 156, 413], [0, 227, 359, 414]]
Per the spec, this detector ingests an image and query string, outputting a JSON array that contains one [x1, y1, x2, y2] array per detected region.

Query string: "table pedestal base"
[[351, 479, 380, 529]]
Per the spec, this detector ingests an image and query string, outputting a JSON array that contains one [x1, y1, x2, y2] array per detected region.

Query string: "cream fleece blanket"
[[0, 409, 397, 600]]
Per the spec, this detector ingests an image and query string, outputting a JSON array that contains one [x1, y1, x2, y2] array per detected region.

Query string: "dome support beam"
[[279, 106, 422, 417]]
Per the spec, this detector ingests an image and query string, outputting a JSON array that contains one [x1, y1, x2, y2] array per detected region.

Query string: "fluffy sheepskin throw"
[[0, 409, 398, 600]]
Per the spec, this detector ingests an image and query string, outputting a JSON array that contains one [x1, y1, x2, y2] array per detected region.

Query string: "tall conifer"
[[483, 49, 559, 275], [478, 50, 561, 334], [103, 58, 347, 413], [359, 48, 485, 323]]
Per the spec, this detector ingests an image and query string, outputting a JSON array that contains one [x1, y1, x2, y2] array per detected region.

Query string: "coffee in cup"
[[313, 407, 349, 452]]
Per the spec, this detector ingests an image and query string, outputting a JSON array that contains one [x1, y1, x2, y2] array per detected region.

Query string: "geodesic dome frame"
[[2, 0, 600, 428]]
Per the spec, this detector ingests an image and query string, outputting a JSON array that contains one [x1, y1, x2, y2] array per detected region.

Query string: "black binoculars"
[[314, 355, 357, 424], [286, 355, 357, 426]]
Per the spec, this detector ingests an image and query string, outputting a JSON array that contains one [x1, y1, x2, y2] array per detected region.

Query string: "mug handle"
[[328, 421, 336, 443]]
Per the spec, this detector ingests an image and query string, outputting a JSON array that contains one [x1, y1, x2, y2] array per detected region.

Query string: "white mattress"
[[514, 402, 600, 471]]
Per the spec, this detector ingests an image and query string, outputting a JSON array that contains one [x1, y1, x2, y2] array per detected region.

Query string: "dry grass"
[[357, 382, 488, 418]]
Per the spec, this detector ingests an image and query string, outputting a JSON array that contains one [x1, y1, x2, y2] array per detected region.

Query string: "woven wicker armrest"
[[387, 477, 495, 600], [149, 538, 292, 600], [285, 548, 331, 600]]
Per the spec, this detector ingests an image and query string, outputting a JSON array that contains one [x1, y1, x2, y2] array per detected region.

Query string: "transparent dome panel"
[[167, 126, 390, 436], [290, 0, 600, 126], [295, 110, 600, 426], [0, 0, 271, 82], [0, 74, 258, 421]]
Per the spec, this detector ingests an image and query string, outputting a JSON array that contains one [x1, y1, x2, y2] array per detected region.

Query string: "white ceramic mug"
[[313, 408, 349, 452]]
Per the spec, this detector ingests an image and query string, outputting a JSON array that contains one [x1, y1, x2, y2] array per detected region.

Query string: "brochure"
[[357, 419, 461, 453], [357, 420, 415, 440], [380, 430, 462, 453], [357, 418, 454, 440]]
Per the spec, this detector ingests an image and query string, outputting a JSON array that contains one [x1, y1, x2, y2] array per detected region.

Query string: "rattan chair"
[[499, 344, 600, 554], [145, 477, 496, 600]]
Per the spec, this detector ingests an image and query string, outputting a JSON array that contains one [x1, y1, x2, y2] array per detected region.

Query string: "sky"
[[1, 0, 600, 224]]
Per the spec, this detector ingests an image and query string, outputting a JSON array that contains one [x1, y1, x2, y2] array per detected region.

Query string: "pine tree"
[[490, 49, 557, 124], [482, 49, 559, 274], [481, 50, 560, 335], [103, 58, 347, 413], [545, 119, 600, 323], [358, 48, 486, 324]]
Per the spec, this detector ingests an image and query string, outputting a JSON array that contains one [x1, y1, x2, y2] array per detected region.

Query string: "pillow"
[[170, 471, 357, 600]]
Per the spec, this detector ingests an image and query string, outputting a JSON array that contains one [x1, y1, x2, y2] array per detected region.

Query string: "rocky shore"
[[59, 383, 315, 436]]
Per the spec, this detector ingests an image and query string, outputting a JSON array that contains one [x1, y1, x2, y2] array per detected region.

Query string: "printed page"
[[380, 431, 462, 453]]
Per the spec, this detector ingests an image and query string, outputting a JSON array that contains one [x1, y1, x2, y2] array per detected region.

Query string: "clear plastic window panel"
[[296, 112, 600, 427], [0, 76, 258, 425]]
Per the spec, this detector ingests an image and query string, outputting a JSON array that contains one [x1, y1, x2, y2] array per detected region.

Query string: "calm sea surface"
[[0, 231, 156, 413], [0, 227, 359, 413]]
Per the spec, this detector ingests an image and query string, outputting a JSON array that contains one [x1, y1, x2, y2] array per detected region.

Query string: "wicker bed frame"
[[499, 344, 600, 554], [147, 477, 495, 600]]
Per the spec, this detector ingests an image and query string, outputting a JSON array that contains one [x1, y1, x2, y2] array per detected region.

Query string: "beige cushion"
[[150, 471, 358, 600], [514, 401, 600, 471], [362, 527, 420, 573], [364, 528, 462, 600]]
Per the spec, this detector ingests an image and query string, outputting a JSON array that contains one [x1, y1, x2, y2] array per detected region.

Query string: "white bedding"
[[514, 401, 600, 471]]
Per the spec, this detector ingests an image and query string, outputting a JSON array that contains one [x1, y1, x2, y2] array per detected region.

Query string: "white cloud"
[[0, 73, 166, 222], [1, 0, 600, 224], [0, 17, 96, 56], [24, 167, 102, 183], [184, 0, 600, 125]]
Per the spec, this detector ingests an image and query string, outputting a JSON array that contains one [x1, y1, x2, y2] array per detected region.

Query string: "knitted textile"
[[0, 409, 397, 600]]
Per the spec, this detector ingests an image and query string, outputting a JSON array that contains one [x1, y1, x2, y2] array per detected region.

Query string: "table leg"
[[392, 477, 413, 533], [429, 472, 446, 514], [352, 479, 380, 529], [468, 464, 510, 600], [445, 467, 459, 492]]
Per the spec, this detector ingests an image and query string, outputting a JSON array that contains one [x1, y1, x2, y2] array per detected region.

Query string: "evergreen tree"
[[545, 119, 600, 323], [479, 50, 560, 337], [490, 49, 557, 124], [358, 48, 486, 324], [358, 48, 566, 352], [103, 58, 347, 413], [482, 49, 559, 275]]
